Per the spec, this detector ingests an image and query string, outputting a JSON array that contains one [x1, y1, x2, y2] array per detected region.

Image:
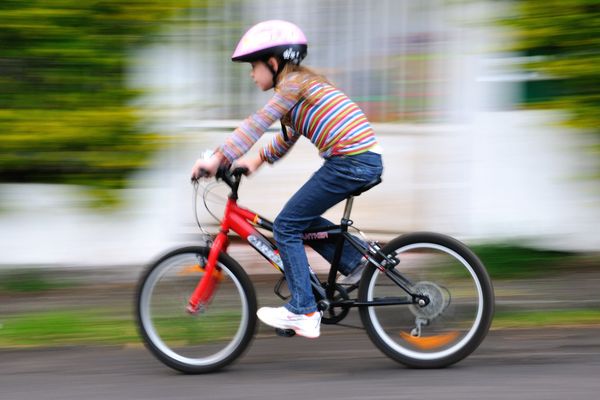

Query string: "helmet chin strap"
[[265, 58, 288, 89], [264, 58, 297, 142]]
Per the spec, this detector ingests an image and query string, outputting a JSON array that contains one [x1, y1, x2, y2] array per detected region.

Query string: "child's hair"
[[276, 63, 331, 90], [275, 63, 331, 123]]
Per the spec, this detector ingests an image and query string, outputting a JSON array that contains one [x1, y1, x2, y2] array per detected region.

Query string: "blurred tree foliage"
[[0, 0, 192, 200], [501, 1, 600, 143]]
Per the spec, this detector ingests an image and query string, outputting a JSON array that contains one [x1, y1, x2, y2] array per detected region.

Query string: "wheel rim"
[[139, 253, 249, 367], [366, 243, 484, 361]]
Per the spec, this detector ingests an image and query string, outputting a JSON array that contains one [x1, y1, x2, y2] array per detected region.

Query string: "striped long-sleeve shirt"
[[219, 72, 378, 164]]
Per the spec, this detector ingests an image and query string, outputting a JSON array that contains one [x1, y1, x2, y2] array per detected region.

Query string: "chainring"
[[318, 283, 350, 325]]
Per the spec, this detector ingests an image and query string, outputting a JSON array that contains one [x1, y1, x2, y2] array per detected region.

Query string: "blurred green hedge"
[[500, 0, 600, 160], [471, 242, 584, 279], [0, 0, 194, 197]]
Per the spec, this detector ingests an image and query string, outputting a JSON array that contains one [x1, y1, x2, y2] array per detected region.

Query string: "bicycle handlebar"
[[192, 166, 249, 199], [217, 166, 247, 196], [217, 166, 249, 183]]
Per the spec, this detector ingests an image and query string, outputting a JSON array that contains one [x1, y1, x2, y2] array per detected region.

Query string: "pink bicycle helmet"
[[231, 20, 308, 65]]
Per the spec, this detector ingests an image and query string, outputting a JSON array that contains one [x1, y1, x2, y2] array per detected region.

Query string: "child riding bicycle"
[[191, 20, 383, 338]]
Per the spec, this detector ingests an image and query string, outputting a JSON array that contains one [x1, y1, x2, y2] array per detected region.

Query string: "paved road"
[[2, 325, 599, 400], [2, 265, 599, 400]]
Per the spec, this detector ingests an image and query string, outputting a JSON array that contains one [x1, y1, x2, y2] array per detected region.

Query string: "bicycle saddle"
[[350, 177, 382, 197]]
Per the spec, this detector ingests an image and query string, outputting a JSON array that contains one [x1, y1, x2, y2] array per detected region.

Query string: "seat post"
[[342, 196, 354, 225], [326, 195, 355, 297]]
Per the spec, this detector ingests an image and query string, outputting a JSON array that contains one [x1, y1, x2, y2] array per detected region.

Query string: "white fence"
[[1, 112, 598, 267], [1, 1, 598, 267]]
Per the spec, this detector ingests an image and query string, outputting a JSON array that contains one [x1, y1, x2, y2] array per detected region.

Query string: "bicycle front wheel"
[[358, 232, 494, 368], [136, 246, 257, 373]]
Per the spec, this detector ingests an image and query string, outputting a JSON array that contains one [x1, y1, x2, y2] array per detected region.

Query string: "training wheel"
[[275, 328, 296, 337]]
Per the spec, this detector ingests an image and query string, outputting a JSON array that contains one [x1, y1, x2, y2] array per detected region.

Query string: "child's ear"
[[268, 57, 279, 72]]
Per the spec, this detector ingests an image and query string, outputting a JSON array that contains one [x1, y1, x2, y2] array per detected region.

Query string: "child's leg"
[[303, 216, 367, 275], [273, 184, 337, 315], [273, 154, 382, 314]]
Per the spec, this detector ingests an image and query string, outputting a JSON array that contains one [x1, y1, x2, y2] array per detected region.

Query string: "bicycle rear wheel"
[[358, 232, 494, 368], [136, 246, 257, 373]]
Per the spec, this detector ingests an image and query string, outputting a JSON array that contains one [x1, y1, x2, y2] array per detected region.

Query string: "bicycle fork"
[[186, 232, 229, 314]]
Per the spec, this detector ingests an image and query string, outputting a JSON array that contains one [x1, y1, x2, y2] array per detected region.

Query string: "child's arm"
[[259, 125, 302, 164], [233, 154, 264, 175], [232, 122, 300, 176], [191, 74, 303, 180], [218, 91, 299, 164], [218, 74, 304, 164], [191, 150, 226, 179]]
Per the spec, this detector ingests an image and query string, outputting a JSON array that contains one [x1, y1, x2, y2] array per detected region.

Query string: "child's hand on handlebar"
[[233, 155, 264, 176], [191, 151, 224, 180]]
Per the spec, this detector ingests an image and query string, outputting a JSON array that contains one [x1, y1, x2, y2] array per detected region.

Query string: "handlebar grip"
[[216, 165, 230, 180], [215, 166, 248, 180], [231, 167, 249, 177], [191, 168, 210, 182], [193, 166, 247, 189]]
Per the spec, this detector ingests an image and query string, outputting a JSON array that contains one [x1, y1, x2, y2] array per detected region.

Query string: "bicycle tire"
[[358, 232, 494, 368], [136, 246, 257, 373]]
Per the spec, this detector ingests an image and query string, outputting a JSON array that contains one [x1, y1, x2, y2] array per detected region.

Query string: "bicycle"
[[136, 166, 494, 373]]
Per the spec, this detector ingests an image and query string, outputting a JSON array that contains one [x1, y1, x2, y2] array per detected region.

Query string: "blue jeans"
[[273, 151, 383, 314]]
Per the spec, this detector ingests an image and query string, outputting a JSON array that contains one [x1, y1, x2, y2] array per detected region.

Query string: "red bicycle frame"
[[186, 196, 280, 313], [186, 169, 411, 316]]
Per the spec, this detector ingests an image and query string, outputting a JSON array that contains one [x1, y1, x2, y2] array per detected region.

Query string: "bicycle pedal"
[[275, 328, 296, 337]]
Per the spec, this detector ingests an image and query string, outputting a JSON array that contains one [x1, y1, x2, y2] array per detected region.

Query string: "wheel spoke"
[[358, 233, 494, 368], [136, 248, 256, 373]]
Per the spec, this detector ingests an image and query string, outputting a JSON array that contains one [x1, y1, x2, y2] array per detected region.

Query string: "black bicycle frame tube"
[[215, 170, 420, 308], [248, 214, 327, 299], [248, 213, 420, 306], [331, 232, 418, 299]]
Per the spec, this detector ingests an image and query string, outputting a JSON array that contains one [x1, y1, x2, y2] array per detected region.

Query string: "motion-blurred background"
[[0, 1, 598, 345]]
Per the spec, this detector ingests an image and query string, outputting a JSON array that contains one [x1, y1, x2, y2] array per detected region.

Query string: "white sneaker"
[[257, 307, 321, 338], [337, 259, 367, 286]]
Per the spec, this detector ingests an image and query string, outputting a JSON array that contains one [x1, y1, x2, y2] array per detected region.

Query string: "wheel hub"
[[409, 281, 449, 320]]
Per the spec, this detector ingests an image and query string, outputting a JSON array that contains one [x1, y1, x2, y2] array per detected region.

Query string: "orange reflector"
[[178, 264, 224, 281], [213, 269, 224, 282], [178, 264, 204, 276], [399, 331, 459, 350]]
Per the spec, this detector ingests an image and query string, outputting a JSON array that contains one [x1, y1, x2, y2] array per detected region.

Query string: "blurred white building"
[[0, 0, 598, 267]]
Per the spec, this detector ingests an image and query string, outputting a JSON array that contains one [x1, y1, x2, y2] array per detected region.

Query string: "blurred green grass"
[[0, 242, 598, 347], [493, 309, 600, 329], [1, 308, 599, 347], [0, 269, 74, 293], [0, 309, 137, 347], [0, 309, 242, 347], [471, 243, 594, 279]]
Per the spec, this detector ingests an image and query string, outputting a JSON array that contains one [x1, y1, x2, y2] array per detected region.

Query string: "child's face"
[[250, 61, 274, 91]]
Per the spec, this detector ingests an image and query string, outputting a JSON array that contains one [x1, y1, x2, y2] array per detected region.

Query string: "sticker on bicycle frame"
[[248, 235, 284, 271], [302, 231, 329, 241]]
